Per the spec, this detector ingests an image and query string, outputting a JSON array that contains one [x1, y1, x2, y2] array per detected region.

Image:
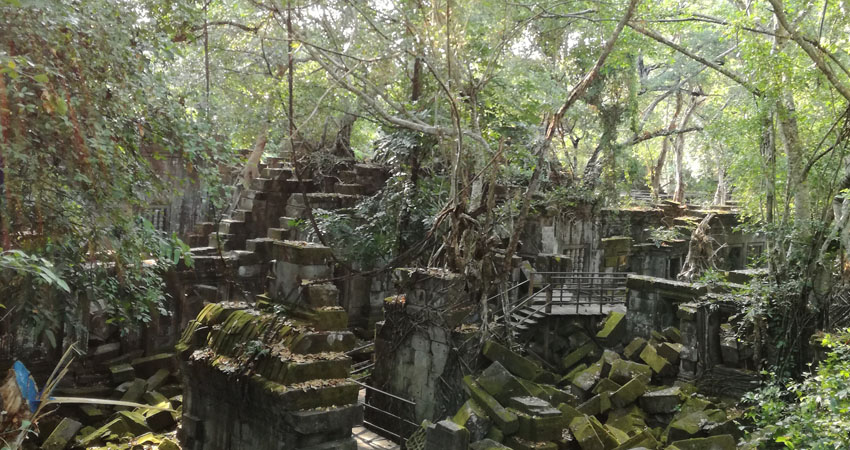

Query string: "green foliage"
[[744, 330, 850, 449]]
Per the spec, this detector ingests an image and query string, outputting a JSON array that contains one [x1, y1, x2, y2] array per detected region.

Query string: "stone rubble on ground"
[[421, 311, 741, 450]]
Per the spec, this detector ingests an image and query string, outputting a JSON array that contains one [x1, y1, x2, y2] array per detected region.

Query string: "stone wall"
[[370, 269, 479, 432], [625, 275, 707, 341]]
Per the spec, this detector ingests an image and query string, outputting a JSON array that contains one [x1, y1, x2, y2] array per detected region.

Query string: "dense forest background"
[[4, 0, 850, 446]]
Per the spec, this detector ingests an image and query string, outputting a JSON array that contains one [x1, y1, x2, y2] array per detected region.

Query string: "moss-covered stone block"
[[667, 434, 736, 450], [610, 377, 646, 408], [483, 340, 544, 381], [41, 417, 82, 450], [505, 436, 557, 450], [558, 363, 587, 388], [479, 362, 535, 404], [608, 359, 652, 385], [130, 353, 176, 378], [463, 376, 519, 435], [623, 337, 648, 362], [562, 343, 595, 372], [596, 311, 626, 346], [453, 399, 493, 442], [639, 344, 673, 376], [470, 438, 511, 449], [592, 378, 621, 395], [665, 409, 727, 442], [577, 392, 611, 416], [117, 411, 150, 435], [569, 416, 618, 450], [640, 386, 682, 414], [571, 362, 603, 397]]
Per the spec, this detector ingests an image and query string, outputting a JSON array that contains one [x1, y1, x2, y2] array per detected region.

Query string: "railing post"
[[545, 273, 553, 315]]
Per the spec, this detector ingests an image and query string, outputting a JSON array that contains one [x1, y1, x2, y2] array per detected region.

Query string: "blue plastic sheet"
[[13, 361, 39, 413]]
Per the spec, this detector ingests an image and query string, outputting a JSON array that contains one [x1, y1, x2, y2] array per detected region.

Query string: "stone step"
[[268, 227, 289, 241], [238, 197, 255, 211], [334, 183, 367, 196], [262, 166, 295, 180], [233, 209, 253, 222], [227, 250, 260, 266], [186, 234, 208, 247], [338, 170, 357, 184], [208, 233, 238, 251], [190, 246, 217, 256], [246, 238, 275, 260], [264, 156, 289, 169], [510, 314, 539, 325], [194, 222, 215, 235], [289, 331, 356, 354], [218, 219, 247, 235], [279, 216, 299, 229], [256, 355, 352, 385]]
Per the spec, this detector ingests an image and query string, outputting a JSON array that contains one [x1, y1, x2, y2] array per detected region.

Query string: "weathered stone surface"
[[274, 240, 333, 265], [145, 368, 171, 392], [504, 397, 554, 416], [657, 342, 683, 365], [453, 400, 492, 442], [663, 326, 682, 343], [131, 353, 176, 378], [562, 343, 595, 371], [41, 417, 82, 450], [610, 377, 646, 408], [505, 436, 557, 450], [639, 386, 681, 414], [143, 408, 177, 431], [464, 376, 519, 435], [559, 363, 587, 388], [286, 404, 362, 435], [425, 419, 470, 450], [117, 410, 151, 435], [479, 362, 534, 404], [606, 406, 646, 433], [540, 384, 578, 407], [78, 418, 128, 447], [569, 415, 618, 450], [596, 311, 626, 346], [666, 409, 727, 442], [577, 392, 611, 416], [159, 438, 180, 450], [623, 338, 648, 362], [571, 362, 602, 398], [667, 434, 736, 450], [597, 350, 620, 378], [611, 429, 658, 450], [78, 405, 105, 425], [608, 359, 652, 385], [592, 378, 621, 395], [303, 283, 340, 308], [117, 378, 147, 409], [289, 331, 355, 354], [639, 344, 672, 376], [515, 409, 566, 442], [109, 363, 135, 384], [482, 341, 544, 382], [470, 438, 510, 449]]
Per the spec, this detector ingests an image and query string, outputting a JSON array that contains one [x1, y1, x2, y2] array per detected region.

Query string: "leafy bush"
[[743, 329, 850, 449]]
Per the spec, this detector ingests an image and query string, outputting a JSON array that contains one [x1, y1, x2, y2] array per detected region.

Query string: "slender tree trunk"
[[673, 96, 702, 203], [713, 165, 727, 206], [651, 91, 683, 199]]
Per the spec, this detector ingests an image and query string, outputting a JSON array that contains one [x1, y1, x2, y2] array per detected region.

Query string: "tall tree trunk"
[[777, 90, 810, 223], [651, 91, 683, 199], [333, 113, 356, 159], [713, 165, 727, 206], [672, 96, 702, 203]]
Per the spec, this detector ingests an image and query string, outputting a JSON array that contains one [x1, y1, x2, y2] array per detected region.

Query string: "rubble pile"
[[421, 312, 742, 450], [42, 353, 182, 450]]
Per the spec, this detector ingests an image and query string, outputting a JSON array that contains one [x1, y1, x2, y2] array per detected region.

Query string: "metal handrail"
[[350, 378, 418, 444]]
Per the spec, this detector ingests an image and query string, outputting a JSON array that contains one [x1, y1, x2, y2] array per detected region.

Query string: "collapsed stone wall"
[[370, 269, 481, 432]]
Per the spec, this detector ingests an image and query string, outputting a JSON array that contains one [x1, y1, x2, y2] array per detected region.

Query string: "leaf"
[[44, 329, 56, 348], [33, 73, 49, 83], [55, 96, 68, 115]]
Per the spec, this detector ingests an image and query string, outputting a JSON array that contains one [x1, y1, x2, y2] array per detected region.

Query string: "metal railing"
[[352, 378, 418, 444], [496, 272, 629, 325]]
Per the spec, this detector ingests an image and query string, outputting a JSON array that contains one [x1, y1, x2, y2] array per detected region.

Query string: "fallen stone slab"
[[478, 362, 534, 404], [657, 342, 683, 366], [562, 342, 596, 372], [507, 396, 560, 417], [41, 417, 82, 450], [117, 378, 147, 410], [639, 386, 682, 414], [608, 359, 652, 385], [482, 340, 544, 381], [571, 362, 603, 398], [665, 409, 727, 442], [639, 344, 673, 376], [540, 384, 579, 407], [597, 350, 621, 378], [145, 368, 171, 392], [663, 326, 682, 343], [453, 399, 492, 442], [463, 375, 519, 434], [596, 311, 626, 346], [592, 378, 621, 395], [505, 436, 557, 450], [424, 419, 470, 450], [117, 410, 151, 435], [515, 409, 567, 442], [606, 406, 647, 433], [667, 434, 736, 450], [131, 353, 176, 378], [577, 392, 611, 416], [109, 363, 135, 384], [623, 337, 648, 362], [612, 429, 658, 450], [470, 438, 510, 449], [610, 377, 647, 408], [569, 415, 618, 450], [559, 363, 587, 388]]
